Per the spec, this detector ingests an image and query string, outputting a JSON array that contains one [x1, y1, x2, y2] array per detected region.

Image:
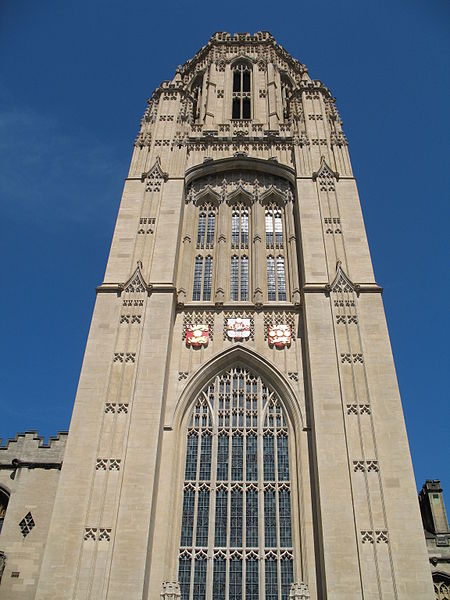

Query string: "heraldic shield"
[[268, 324, 292, 348], [226, 318, 251, 341], [186, 324, 209, 347]]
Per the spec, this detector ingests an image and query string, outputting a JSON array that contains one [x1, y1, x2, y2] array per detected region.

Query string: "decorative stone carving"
[[160, 581, 181, 600], [289, 582, 310, 599], [141, 157, 168, 192]]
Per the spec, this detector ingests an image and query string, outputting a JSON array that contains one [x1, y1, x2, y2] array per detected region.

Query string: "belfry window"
[[191, 74, 204, 123], [281, 74, 293, 122], [178, 367, 294, 600], [232, 62, 252, 120], [192, 255, 213, 301]]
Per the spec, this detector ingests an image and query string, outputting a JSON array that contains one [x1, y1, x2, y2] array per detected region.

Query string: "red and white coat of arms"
[[186, 324, 209, 348], [268, 324, 291, 348], [226, 318, 251, 341]]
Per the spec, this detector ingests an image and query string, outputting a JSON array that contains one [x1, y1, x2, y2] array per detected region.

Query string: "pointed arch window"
[[265, 207, 284, 249], [191, 74, 204, 123], [232, 62, 252, 120], [193, 255, 213, 301], [281, 74, 293, 122], [197, 204, 216, 249], [178, 367, 294, 599]]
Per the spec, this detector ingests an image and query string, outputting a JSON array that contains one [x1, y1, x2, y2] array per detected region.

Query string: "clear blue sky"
[[1, 0, 449, 495]]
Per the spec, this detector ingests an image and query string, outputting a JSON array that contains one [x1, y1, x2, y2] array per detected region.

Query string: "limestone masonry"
[[1, 32, 445, 600]]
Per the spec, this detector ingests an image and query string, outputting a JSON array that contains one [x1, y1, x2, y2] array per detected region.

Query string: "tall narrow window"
[[231, 205, 249, 249], [191, 74, 203, 123], [230, 204, 250, 301], [281, 74, 293, 122], [267, 255, 287, 301], [265, 207, 284, 249], [179, 367, 294, 599], [267, 256, 276, 301], [277, 256, 286, 301], [197, 205, 216, 249], [192, 255, 213, 301], [232, 62, 252, 120], [231, 255, 239, 301]]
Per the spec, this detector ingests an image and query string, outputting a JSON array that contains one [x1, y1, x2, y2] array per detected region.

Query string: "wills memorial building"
[[0, 32, 435, 600]]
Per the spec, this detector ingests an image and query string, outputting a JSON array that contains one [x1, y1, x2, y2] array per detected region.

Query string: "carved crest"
[[268, 324, 291, 348], [226, 318, 251, 340], [186, 324, 210, 348]]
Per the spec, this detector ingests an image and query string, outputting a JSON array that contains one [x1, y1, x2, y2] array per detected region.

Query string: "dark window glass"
[[264, 490, 277, 547], [231, 435, 243, 480], [232, 210, 240, 246], [232, 98, 240, 119], [277, 256, 286, 301], [197, 212, 206, 247], [206, 211, 215, 245], [265, 559, 278, 600], [231, 256, 239, 301], [233, 71, 241, 92], [279, 490, 292, 547], [242, 98, 251, 119], [178, 556, 191, 600], [199, 433, 212, 480], [213, 557, 226, 599], [215, 488, 228, 546], [193, 557, 207, 600], [246, 434, 257, 480], [246, 557, 259, 599], [263, 434, 275, 481], [246, 489, 258, 547], [277, 435, 290, 480], [193, 256, 203, 301], [185, 434, 198, 480], [229, 557, 242, 600], [181, 490, 195, 546], [243, 71, 250, 92], [281, 557, 294, 600], [230, 489, 243, 547], [203, 256, 213, 301], [196, 490, 210, 546], [217, 435, 229, 480], [240, 256, 248, 301], [267, 256, 276, 301]]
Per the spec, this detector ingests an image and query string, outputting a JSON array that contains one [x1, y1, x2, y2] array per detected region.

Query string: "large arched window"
[[232, 62, 252, 120], [178, 367, 294, 599]]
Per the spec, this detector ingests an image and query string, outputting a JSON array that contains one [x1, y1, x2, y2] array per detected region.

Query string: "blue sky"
[[1, 0, 449, 495]]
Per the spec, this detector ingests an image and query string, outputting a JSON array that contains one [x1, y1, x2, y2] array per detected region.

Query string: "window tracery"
[[179, 367, 294, 599]]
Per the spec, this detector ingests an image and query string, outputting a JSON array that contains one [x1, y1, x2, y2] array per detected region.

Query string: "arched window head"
[[265, 206, 284, 250], [191, 74, 204, 123], [232, 61, 252, 120], [178, 367, 294, 600]]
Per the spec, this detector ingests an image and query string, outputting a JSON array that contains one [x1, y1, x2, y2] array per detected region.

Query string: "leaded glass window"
[[192, 254, 213, 301], [265, 207, 284, 249], [179, 367, 294, 599], [267, 255, 287, 302], [197, 205, 216, 249]]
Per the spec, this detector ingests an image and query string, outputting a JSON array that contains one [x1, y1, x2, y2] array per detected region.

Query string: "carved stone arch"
[[192, 184, 221, 207], [312, 156, 339, 182], [328, 261, 357, 293], [230, 55, 254, 69], [226, 185, 254, 206], [259, 185, 287, 207], [141, 156, 169, 183], [122, 262, 151, 294], [172, 345, 305, 434]]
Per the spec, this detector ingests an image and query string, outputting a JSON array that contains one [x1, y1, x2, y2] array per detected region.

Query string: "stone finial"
[[290, 582, 310, 599], [160, 581, 181, 600]]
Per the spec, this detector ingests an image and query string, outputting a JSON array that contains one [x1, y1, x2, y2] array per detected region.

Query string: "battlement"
[[0, 431, 68, 465]]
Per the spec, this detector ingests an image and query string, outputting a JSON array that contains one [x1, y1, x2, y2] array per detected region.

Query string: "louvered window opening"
[[232, 63, 252, 120], [179, 367, 294, 599]]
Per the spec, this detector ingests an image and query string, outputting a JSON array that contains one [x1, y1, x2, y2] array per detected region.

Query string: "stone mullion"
[[257, 378, 266, 594], [215, 201, 229, 304], [252, 200, 265, 306], [285, 200, 300, 305], [206, 378, 219, 594]]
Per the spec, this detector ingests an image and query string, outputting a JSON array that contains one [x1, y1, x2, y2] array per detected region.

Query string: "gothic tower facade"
[[31, 32, 432, 599]]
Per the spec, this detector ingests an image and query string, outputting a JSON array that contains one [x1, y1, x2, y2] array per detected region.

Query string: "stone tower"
[[32, 32, 433, 599]]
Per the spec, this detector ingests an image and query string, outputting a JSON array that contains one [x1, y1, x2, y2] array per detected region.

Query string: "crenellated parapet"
[[0, 431, 67, 467]]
